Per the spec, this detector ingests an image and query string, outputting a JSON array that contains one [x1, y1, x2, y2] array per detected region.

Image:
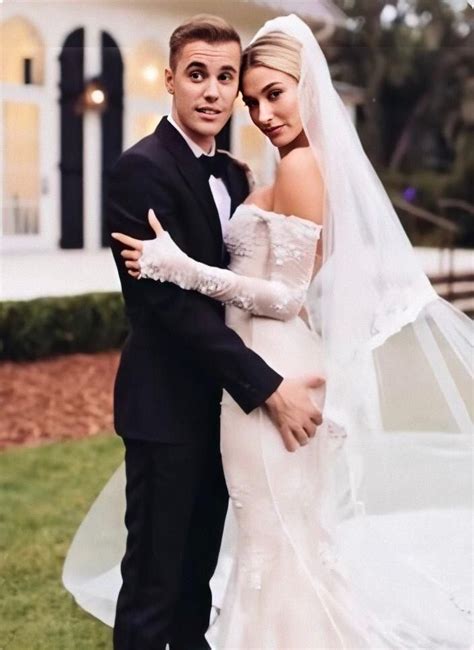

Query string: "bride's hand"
[[112, 209, 165, 278]]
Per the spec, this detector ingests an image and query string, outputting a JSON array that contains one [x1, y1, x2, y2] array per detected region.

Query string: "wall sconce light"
[[143, 64, 159, 83], [76, 77, 108, 114]]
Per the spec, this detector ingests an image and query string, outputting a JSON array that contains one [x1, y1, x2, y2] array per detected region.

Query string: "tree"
[[326, 0, 473, 245], [328, 0, 472, 167]]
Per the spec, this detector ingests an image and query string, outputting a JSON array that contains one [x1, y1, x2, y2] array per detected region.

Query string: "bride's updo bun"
[[240, 32, 302, 85]]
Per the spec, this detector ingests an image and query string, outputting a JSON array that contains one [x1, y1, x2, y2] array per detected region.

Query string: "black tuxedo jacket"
[[107, 117, 282, 443]]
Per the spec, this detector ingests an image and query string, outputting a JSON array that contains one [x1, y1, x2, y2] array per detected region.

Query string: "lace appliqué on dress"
[[271, 219, 321, 267], [139, 210, 323, 322]]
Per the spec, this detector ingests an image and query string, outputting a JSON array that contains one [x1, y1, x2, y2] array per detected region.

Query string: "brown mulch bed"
[[0, 351, 120, 451]]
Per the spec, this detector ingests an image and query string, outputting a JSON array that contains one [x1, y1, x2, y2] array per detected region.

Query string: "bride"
[[64, 15, 472, 648]]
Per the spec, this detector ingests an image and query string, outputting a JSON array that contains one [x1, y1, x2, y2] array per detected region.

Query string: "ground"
[[0, 350, 119, 450], [0, 434, 123, 649], [0, 351, 123, 647]]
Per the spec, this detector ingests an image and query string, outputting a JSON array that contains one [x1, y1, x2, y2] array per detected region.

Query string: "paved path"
[[0, 247, 472, 302], [1, 250, 120, 301]]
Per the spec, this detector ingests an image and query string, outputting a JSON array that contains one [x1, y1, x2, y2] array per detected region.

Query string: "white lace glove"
[[139, 232, 312, 321]]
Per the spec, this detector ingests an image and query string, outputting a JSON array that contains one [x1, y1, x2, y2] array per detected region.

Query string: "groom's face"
[[165, 39, 241, 151]]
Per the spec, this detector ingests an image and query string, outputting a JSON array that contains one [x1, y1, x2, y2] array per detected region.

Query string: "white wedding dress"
[[63, 203, 472, 648]]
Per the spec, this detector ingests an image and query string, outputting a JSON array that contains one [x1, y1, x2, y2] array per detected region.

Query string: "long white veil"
[[63, 14, 472, 647], [247, 14, 473, 647]]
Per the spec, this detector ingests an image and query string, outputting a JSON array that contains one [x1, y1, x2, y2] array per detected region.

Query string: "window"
[[2, 101, 40, 234], [0, 17, 44, 85]]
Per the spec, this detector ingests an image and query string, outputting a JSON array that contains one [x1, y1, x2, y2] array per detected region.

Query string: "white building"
[[0, 0, 354, 299]]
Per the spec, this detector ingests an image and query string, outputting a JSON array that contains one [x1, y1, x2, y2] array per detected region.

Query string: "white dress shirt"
[[167, 115, 232, 236]]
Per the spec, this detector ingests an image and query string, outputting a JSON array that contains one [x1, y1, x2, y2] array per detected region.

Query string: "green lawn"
[[0, 434, 124, 649]]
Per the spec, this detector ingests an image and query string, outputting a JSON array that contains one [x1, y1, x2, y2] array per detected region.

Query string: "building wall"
[[0, 0, 357, 288], [0, 1, 283, 257]]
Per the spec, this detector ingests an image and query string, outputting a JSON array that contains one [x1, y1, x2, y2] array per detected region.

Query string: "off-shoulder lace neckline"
[[236, 202, 323, 232]]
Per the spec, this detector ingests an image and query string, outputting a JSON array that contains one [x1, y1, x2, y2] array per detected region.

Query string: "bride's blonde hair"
[[240, 31, 302, 85]]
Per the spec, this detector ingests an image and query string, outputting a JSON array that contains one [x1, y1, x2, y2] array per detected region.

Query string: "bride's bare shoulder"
[[244, 185, 274, 211], [274, 147, 324, 225]]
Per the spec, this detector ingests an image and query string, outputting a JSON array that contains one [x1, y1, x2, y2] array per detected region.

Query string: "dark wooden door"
[[59, 28, 84, 249]]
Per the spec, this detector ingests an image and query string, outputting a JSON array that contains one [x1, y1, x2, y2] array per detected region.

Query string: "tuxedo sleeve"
[[107, 153, 283, 413]]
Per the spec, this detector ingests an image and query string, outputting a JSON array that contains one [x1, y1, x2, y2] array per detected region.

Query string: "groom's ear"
[[165, 68, 175, 95]]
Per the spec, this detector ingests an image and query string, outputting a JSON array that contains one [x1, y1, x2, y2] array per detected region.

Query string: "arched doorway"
[[59, 27, 124, 250]]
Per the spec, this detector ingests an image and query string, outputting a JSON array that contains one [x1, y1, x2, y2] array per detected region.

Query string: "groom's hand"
[[264, 376, 325, 452]]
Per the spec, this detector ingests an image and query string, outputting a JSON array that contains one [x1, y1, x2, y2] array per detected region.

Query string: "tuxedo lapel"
[[155, 118, 223, 246], [225, 161, 248, 217]]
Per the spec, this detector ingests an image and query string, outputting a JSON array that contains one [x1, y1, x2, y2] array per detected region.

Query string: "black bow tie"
[[199, 152, 227, 179]]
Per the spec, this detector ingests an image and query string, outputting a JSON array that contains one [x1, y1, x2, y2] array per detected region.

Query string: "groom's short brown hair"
[[169, 14, 241, 70]]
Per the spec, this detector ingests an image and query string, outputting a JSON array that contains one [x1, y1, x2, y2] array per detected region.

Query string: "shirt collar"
[[167, 114, 216, 158]]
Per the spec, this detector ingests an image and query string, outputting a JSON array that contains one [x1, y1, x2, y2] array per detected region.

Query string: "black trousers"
[[113, 432, 228, 650]]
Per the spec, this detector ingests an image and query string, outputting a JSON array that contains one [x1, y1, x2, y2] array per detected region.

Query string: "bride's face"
[[241, 66, 303, 150]]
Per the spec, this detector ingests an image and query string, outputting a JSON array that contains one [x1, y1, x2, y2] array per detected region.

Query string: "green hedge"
[[0, 292, 128, 361]]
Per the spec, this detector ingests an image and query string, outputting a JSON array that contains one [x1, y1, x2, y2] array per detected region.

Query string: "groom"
[[108, 14, 323, 650]]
